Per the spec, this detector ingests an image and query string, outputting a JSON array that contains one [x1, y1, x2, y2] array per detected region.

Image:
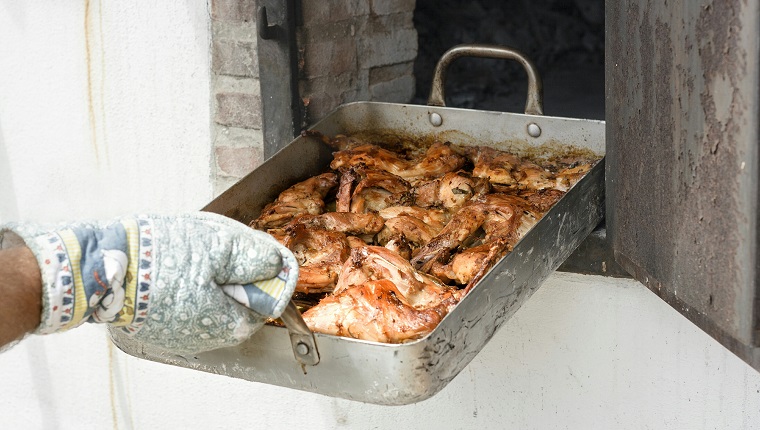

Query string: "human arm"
[[0, 213, 298, 354], [0, 246, 42, 349]]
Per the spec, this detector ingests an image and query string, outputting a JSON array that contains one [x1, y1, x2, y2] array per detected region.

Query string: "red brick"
[[215, 146, 263, 177], [215, 93, 262, 129]]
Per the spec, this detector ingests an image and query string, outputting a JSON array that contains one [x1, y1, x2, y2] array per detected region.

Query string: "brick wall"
[[210, 0, 417, 194], [210, 0, 263, 195], [297, 0, 417, 125]]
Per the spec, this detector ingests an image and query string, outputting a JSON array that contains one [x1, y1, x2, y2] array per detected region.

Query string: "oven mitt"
[[0, 212, 298, 354]]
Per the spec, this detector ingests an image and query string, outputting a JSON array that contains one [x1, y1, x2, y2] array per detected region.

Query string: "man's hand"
[[0, 246, 42, 349], [0, 212, 298, 354]]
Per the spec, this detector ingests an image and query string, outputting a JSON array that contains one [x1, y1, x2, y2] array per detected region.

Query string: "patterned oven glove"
[[0, 212, 298, 354]]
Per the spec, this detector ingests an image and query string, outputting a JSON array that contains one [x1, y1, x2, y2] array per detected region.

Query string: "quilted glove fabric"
[[0, 212, 298, 354]]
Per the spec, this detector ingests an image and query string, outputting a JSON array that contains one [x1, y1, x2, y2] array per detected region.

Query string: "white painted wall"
[[1, 3, 759, 430], [0, 1, 213, 223]]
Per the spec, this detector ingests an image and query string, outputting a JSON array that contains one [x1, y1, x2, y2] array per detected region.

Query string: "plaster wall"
[[0, 1, 213, 224], [1, 3, 759, 430]]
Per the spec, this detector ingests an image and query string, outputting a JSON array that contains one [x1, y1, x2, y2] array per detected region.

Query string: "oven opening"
[[412, 0, 605, 120]]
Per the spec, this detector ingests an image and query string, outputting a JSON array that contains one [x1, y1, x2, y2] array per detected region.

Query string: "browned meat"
[[465, 145, 522, 186], [335, 165, 411, 213], [331, 141, 465, 182], [331, 144, 410, 177], [413, 171, 491, 211], [301, 279, 447, 343], [303, 246, 464, 342], [519, 188, 566, 212], [251, 132, 600, 343], [350, 168, 411, 213], [409, 204, 489, 272], [466, 146, 559, 191], [334, 246, 459, 310], [287, 212, 385, 236], [399, 142, 466, 181], [335, 167, 358, 212], [411, 194, 524, 273], [429, 240, 513, 289], [376, 206, 448, 252], [252, 173, 338, 229], [346, 235, 371, 248], [283, 225, 350, 294], [383, 236, 412, 260], [377, 205, 449, 225], [554, 163, 593, 191], [514, 160, 557, 191]]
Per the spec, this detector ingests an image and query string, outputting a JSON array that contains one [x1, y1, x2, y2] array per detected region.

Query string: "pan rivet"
[[296, 341, 310, 356], [429, 112, 443, 127], [527, 123, 541, 137]]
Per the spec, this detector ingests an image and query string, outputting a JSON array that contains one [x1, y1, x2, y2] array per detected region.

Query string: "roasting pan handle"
[[279, 300, 320, 366], [427, 44, 544, 116]]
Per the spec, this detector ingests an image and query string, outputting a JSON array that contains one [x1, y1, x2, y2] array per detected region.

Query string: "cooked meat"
[[331, 143, 411, 177], [301, 279, 448, 343], [514, 160, 557, 191], [287, 212, 385, 236], [283, 225, 350, 294], [302, 246, 464, 343], [252, 173, 338, 229], [519, 189, 566, 212], [331, 141, 465, 182], [429, 240, 513, 289], [399, 142, 466, 181], [466, 146, 560, 191], [554, 164, 593, 191], [414, 171, 491, 211], [465, 145, 522, 186], [252, 132, 598, 343], [376, 206, 448, 252], [335, 165, 411, 213]]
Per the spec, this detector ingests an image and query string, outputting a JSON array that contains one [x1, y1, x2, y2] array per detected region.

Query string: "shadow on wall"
[[0, 120, 20, 222]]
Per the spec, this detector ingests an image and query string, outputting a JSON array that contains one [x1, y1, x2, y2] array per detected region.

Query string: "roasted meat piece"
[[331, 141, 465, 182], [399, 142, 466, 181], [336, 165, 411, 213], [283, 225, 350, 294], [251, 172, 338, 229], [554, 163, 593, 191], [303, 246, 463, 342], [519, 188, 566, 212], [250, 132, 599, 343], [429, 240, 510, 288], [376, 206, 448, 252], [465, 146, 558, 191], [410, 193, 527, 274], [413, 171, 491, 211], [301, 279, 448, 343], [287, 212, 385, 236], [465, 145, 522, 186]]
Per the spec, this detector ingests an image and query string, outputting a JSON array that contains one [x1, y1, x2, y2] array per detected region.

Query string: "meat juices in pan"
[[251, 132, 599, 343]]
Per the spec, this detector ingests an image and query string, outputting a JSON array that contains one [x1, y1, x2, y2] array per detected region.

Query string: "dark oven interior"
[[412, 0, 605, 120]]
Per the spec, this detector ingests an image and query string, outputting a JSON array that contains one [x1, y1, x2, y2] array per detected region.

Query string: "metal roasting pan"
[[109, 45, 605, 405]]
